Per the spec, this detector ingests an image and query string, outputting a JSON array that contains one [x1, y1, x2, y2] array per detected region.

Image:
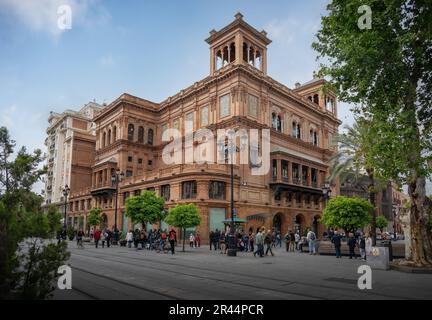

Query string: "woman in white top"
[[189, 233, 195, 248], [126, 230, 134, 248], [365, 233, 373, 255]]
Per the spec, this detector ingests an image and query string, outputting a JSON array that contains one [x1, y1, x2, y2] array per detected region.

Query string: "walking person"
[[209, 231, 215, 250], [195, 231, 201, 248], [284, 231, 291, 252], [294, 232, 300, 251], [359, 233, 366, 261], [101, 229, 107, 248], [126, 230, 133, 248], [265, 230, 274, 256], [168, 228, 177, 255], [289, 231, 295, 252], [160, 230, 167, 253], [348, 233, 357, 259], [332, 230, 342, 258], [253, 228, 264, 257], [105, 228, 112, 248], [76, 229, 84, 248], [214, 229, 221, 250], [307, 229, 317, 255], [94, 228, 101, 248], [242, 232, 249, 252], [219, 231, 226, 254], [249, 232, 255, 253], [189, 233, 195, 248], [276, 232, 282, 248], [365, 232, 373, 258]]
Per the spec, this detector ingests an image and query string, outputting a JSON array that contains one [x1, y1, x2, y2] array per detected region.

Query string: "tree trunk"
[[406, 175, 432, 266], [182, 228, 186, 252], [366, 168, 377, 246]]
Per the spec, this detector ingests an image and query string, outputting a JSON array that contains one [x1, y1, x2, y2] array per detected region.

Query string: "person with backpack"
[[160, 230, 167, 253], [101, 229, 107, 248], [307, 230, 317, 255], [105, 228, 112, 248], [242, 232, 249, 252], [331, 230, 343, 258], [168, 228, 177, 254], [265, 230, 274, 256]]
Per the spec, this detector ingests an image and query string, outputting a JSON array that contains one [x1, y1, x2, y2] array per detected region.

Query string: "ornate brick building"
[[67, 14, 341, 241]]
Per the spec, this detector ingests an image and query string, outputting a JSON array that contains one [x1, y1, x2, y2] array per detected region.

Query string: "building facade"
[[43, 102, 104, 220], [67, 14, 341, 241]]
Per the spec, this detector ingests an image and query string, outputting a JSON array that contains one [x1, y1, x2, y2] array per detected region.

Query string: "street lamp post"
[[111, 169, 124, 244], [322, 183, 331, 235], [62, 185, 70, 237]]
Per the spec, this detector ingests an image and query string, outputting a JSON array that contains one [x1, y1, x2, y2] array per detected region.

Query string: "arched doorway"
[[294, 214, 305, 236], [273, 213, 283, 233]]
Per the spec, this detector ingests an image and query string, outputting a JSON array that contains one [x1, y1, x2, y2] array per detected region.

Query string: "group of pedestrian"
[[126, 228, 177, 254], [188, 232, 201, 248], [331, 231, 372, 260]]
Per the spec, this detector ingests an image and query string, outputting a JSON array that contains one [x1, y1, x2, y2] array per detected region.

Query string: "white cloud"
[[0, 0, 110, 36], [99, 54, 116, 67]]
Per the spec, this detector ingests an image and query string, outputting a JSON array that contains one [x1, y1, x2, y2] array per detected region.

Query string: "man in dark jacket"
[[331, 230, 342, 258], [347, 233, 357, 259], [209, 231, 215, 250]]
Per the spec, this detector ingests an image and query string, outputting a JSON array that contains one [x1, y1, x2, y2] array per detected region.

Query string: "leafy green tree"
[[125, 191, 165, 229], [376, 215, 389, 234], [313, 0, 432, 266], [87, 207, 103, 229], [46, 205, 62, 236], [328, 119, 382, 244], [0, 127, 69, 299], [165, 204, 202, 252], [322, 196, 373, 234]]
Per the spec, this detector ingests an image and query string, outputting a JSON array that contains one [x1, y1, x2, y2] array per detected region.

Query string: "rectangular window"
[[161, 185, 171, 201], [161, 123, 168, 139], [182, 181, 197, 199], [128, 156, 133, 162], [134, 190, 141, 197], [126, 170, 133, 177], [200, 106, 209, 127], [123, 192, 130, 205], [148, 160, 153, 166], [173, 119, 179, 130], [219, 94, 231, 118], [185, 112, 194, 133], [248, 94, 258, 117], [282, 160, 288, 179], [208, 181, 226, 200], [272, 159, 277, 178], [138, 158, 143, 164]]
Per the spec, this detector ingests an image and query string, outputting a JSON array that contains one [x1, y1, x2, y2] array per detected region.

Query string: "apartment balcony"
[[91, 181, 115, 196]]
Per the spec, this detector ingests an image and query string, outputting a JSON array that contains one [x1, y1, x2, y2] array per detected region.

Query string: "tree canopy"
[[322, 196, 373, 233], [87, 207, 103, 228], [125, 191, 165, 227], [165, 204, 202, 252]]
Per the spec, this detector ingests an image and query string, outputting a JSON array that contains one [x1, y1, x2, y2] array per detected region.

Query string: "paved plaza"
[[53, 242, 432, 300]]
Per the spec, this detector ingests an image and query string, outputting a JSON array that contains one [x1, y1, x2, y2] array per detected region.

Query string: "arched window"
[[296, 124, 301, 139], [148, 129, 154, 145], [107, 129, 111, 145], [113, 126, 117, 142], [313, 94, 319, 105], [292, 122, 296, 137], [272, 113, 278, 130], [138, 126, 144, 143], [128, 124, 134, 141], [102, 132, 106, 148]]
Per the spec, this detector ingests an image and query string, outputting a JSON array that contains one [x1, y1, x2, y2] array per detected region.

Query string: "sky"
[[0, 0, 429, 194]]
